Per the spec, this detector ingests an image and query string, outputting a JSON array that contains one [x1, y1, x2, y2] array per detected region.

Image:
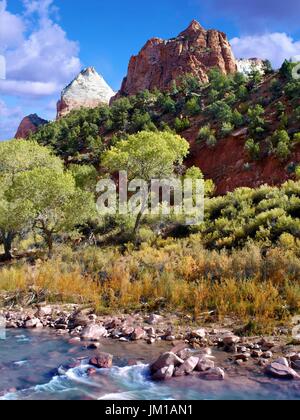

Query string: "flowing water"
[[0, 329, 300, 400]]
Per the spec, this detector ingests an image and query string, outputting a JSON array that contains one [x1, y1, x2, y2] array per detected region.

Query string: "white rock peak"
[[236, 58, 268, 76], [57, 67, 115, 118]]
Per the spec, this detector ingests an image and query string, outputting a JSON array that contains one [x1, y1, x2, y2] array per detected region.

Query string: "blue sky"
[[1, 0, 300, 139]]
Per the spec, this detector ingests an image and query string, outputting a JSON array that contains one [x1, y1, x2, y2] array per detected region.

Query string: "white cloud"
[[0, 0, 82, 139], [0, 0, 81, 96], [231, 32, 300, 68], [0, 79, 58, 97], [0, 0, 25, 50]]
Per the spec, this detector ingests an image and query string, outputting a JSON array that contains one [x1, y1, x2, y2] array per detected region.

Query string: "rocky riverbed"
[[1, 304, 300, 396]]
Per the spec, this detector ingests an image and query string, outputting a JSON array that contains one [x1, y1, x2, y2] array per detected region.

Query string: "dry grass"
[[0, 235, 299, 332]]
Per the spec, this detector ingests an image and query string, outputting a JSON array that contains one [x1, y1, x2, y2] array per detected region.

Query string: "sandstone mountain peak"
[[179, 19, 204, 36], [15, 114, 48, 139], [116, 21, 237, 98], [57, 67, 115, 119]]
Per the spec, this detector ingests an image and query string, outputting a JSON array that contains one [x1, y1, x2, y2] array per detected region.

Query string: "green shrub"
[[207, 100, 233, 123], [185, 97, 201, 116], [245, 138, 260, 160], [221, 122, 234, 136], [198, 125, 217, 147], [247, 105, 266, 138], [159, 95, 176, 113], [232, 109, 244, 127], [174, 117, 190, 133]]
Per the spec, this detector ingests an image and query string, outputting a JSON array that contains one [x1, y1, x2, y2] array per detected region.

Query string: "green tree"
[[232, 109, 244, 127], [208, 69, 232, 96], [280, 59, 297, 80], [159, 94, 176, 114], [0, 140, 63, 180], [180, 73, 201, 94], [102, 131, 189, 236], [198, 125, 217, 147], [276, 141, 291, 161], [130, 110, 156, 132], [245, 139, 261, 161], [185, 97, 201, 116], [207, 100, 233, 123], [185, 167, 215, 197], [110, 97, 132, 130], [69, 164, 98, 191], [0, 178, 34, 259], [174, 117, 190, 133], [248, 69, 263, 88], [247, 105, 266, 137], [221, 122, 234, 136], [0, 140, 64, 258], [12, 169, 95, 257]]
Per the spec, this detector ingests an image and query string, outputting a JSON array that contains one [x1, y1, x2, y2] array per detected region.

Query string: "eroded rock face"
[[57, 67, 115, 119], [116, 20, 237, 98], [15, 114, 48, 139]]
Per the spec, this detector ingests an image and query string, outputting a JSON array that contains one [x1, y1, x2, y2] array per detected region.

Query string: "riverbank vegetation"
[[1, 62, 300, 334], [0, 240, 300, 334]]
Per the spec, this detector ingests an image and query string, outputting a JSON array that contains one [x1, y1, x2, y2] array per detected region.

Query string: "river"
[[0, 330, 299, 400]]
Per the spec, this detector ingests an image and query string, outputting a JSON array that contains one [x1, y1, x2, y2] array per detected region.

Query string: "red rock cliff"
[[15, 114, 48, 139], [185, 126, 299, 195], [117, 20, 237, 97]]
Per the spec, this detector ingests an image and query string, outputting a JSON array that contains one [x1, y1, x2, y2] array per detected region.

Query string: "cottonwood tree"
[[0, 178, 34, 259], [102, 131, 189, 237], [0, 140, 64, 259], [12, 169, 95, 257], [0, 139, 63, 180]]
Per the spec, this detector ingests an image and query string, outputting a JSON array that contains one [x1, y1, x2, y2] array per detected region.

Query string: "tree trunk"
[[3, 232, 14, 260], [133, 192, 149, 240], [133, 210, 144, 239], [45, 232, 53, 258]]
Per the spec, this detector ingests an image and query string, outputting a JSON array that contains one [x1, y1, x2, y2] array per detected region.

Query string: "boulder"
[[36, 305, 52, 317], [81, 324, 107, 341], [89, 352, 113, 369], [265, 362, 300, 380], [251, 350, 263, 358], [147, 314, 163, 325], [200, 367, 225, 381], [222, 335, 240, 346], [131, 327, 146, 341], [196, 357, 215, 372], [274, 357, 289, 367], [259, 338, 275, 350], [176, 348, 193, 361], [234, 353, 251, 362], [25, 318, 42, 329], [191, 329, 206, 339], [174, 356, 199, 377], [70, 313, 91, 329], [121, 326, 135, 336], [150, 352, 184, 373], [152, 365, 174, 381]]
